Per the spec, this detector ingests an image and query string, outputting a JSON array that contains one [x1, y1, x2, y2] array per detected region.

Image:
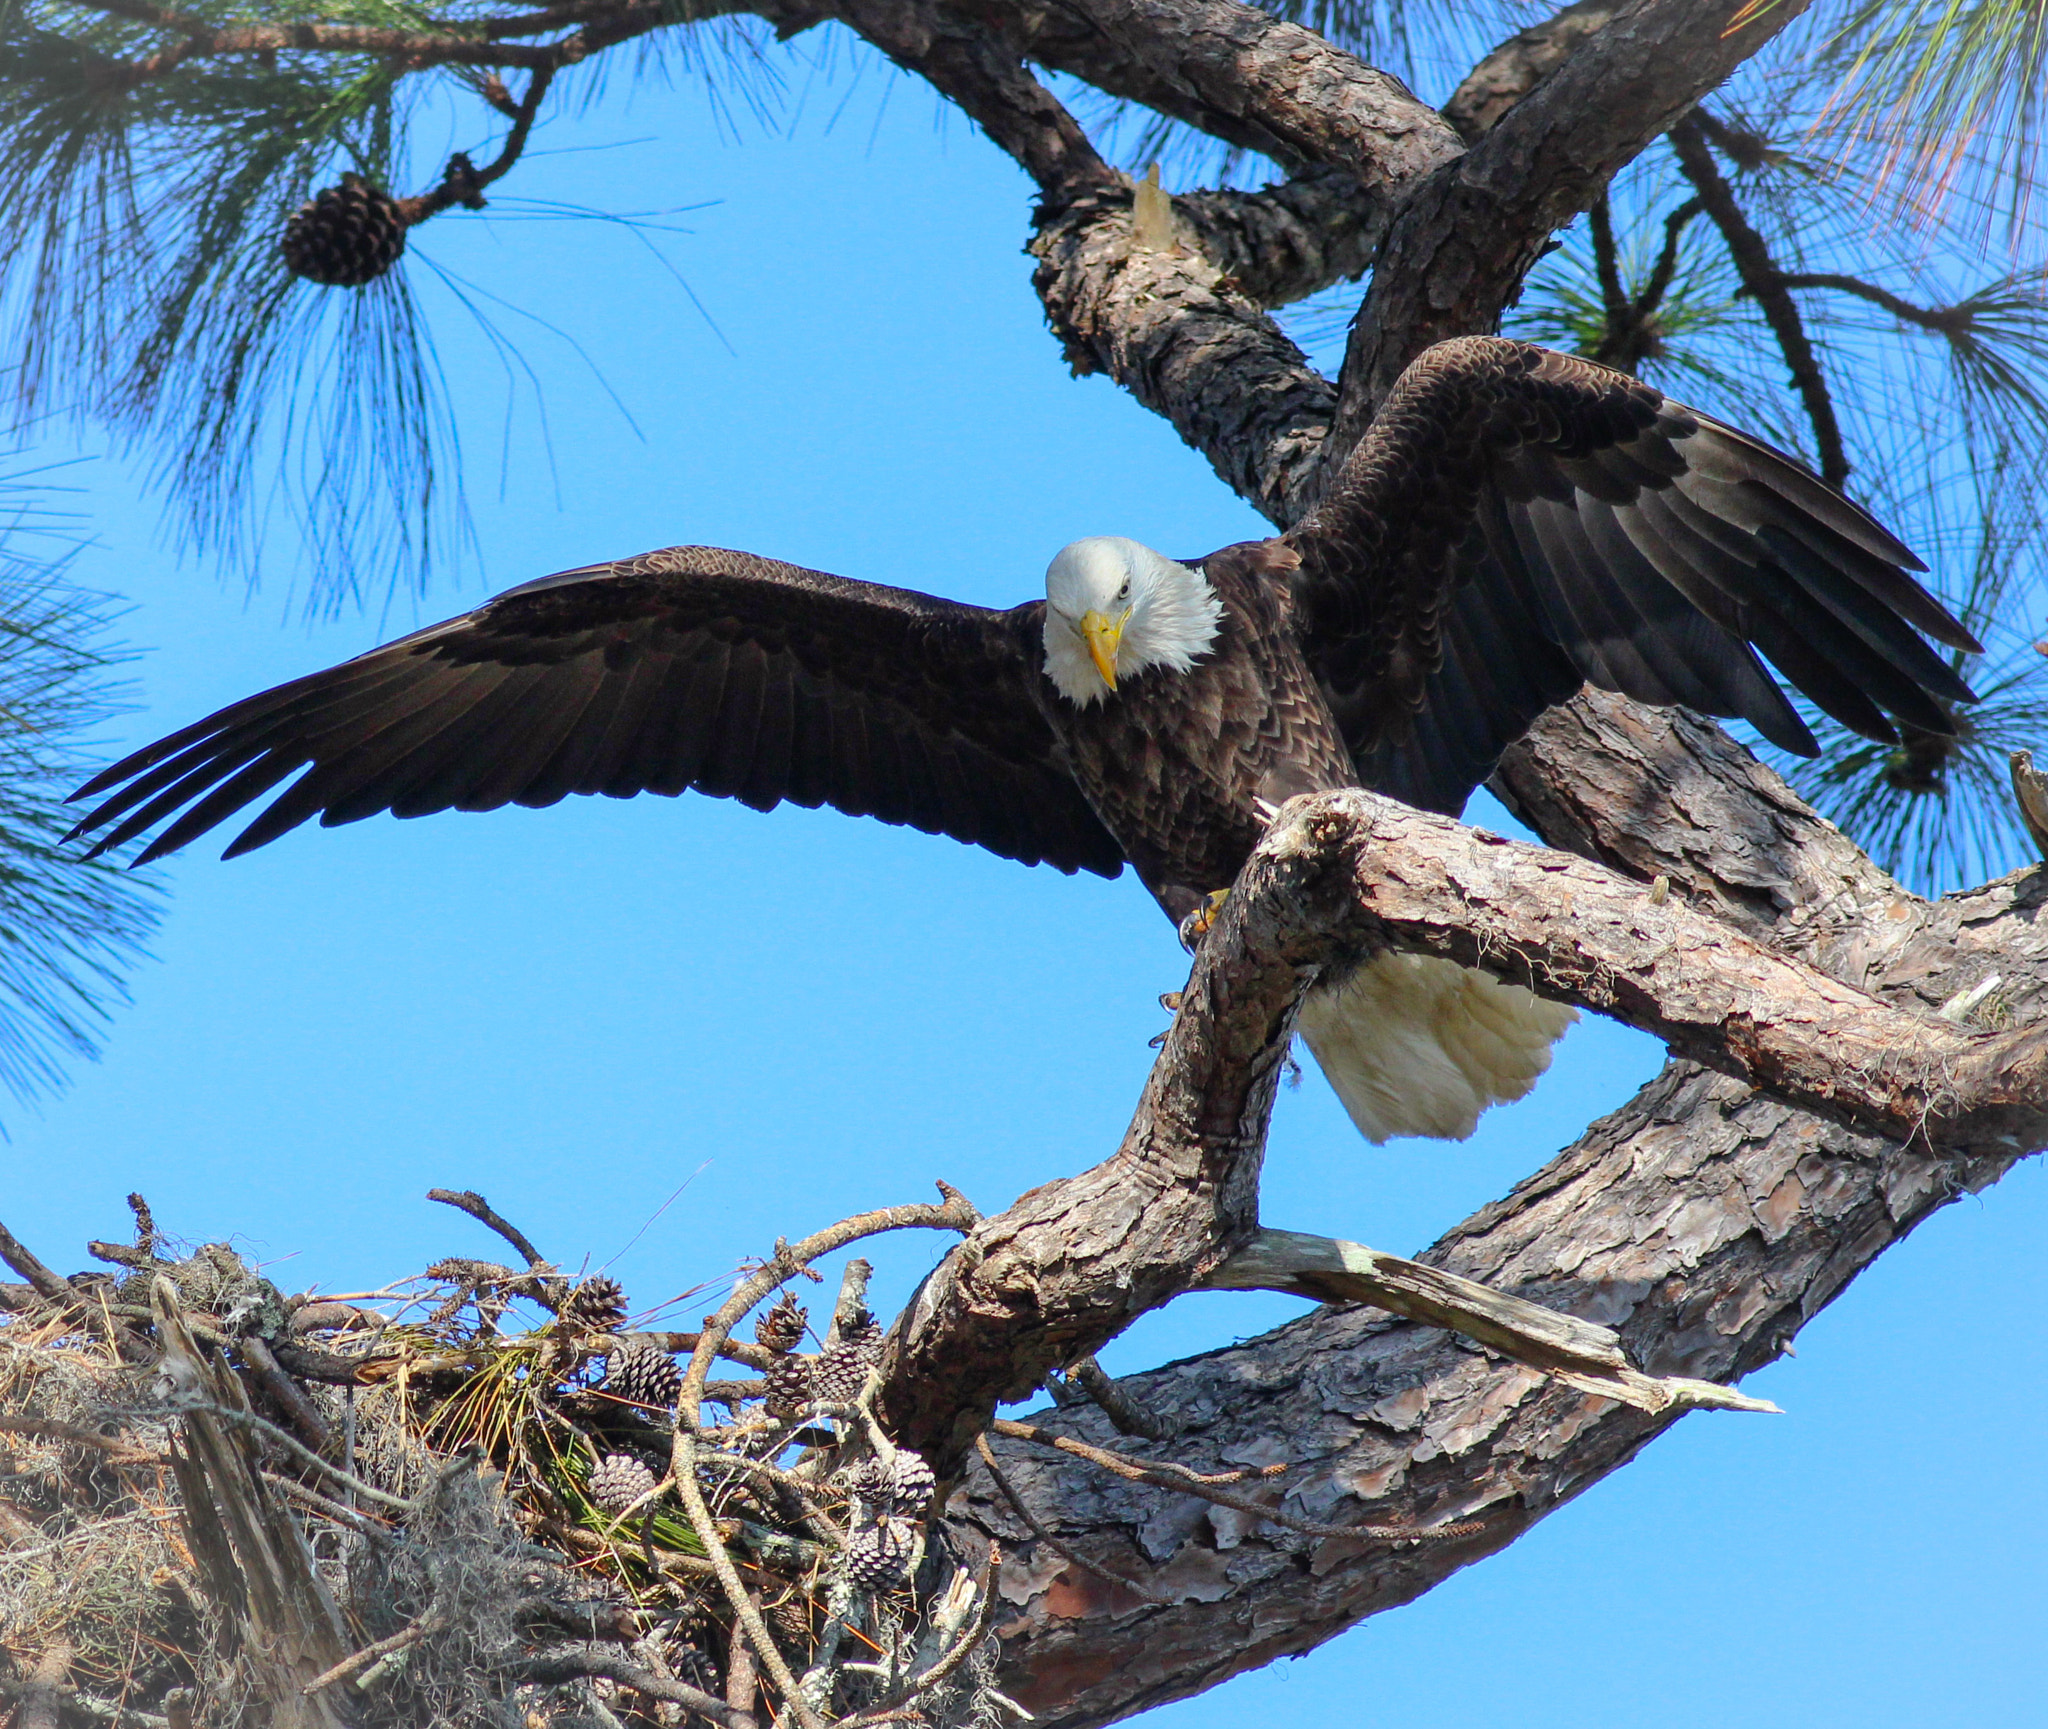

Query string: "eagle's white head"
[[1041, 537, 1224, 707]]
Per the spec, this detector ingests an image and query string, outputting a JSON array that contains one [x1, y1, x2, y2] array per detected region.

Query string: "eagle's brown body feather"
[[1045, 541, 1352, 922]]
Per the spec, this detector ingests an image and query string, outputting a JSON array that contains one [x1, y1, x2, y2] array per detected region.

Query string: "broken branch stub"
[[1201, 1229, 1777, 1415]]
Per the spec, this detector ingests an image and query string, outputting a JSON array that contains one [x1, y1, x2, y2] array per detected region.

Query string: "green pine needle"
[[0, 470, 161, 1108]]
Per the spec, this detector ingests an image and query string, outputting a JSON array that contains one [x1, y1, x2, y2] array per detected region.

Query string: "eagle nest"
[[0, 1190, 1013, 1729]]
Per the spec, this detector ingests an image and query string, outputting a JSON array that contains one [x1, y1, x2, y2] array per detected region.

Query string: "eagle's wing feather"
[[1288, 337, 1980, 814], [68, 546, 1125, 876]]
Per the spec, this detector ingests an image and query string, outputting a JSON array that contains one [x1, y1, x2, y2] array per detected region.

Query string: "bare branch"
[[424, 1188, 561, 1306], [1669, 114, 1849, 486], [1199, 1229, 1775, 1413], [1771, 270, 1986, 337]]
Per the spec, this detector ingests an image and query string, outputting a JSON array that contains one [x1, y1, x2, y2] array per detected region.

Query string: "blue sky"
[[4, 37, 2042, 1726]]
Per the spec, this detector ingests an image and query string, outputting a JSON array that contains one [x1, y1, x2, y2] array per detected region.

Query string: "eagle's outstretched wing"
[[67, 546, 1125, 875], [1286, 336, 1981, 814]]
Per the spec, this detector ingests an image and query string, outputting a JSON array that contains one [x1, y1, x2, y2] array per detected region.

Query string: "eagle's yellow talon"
[[1178, 888, 1232, 948]]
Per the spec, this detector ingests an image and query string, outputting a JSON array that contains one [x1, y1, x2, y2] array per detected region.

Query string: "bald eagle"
[[67, 339, 1978, 1143]]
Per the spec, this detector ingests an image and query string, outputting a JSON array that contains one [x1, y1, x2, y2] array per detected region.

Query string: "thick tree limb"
[[1442, 0, 1624, 142], [69, 0, 709, 79], [886, 780, 2043, 1466], [1021, 0, 1460, 187], [883, 695, 2046, 1726], [1282, 789, 2047, 1148], [1029, 187, 1337, 524], [935, 690, 2048, 1725]]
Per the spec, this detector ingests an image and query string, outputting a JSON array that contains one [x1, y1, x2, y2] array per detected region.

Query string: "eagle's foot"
[[1177, 888, 1231, 950], [1150, 989, 1185, 1048]]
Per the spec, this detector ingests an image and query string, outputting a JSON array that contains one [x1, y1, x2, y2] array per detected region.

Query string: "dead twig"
[[975, 1434, 1166, 1606], [426, 1189, 562, 1304], [302, 1610, 449, 1696], [991, 1419, 1481, 1543]]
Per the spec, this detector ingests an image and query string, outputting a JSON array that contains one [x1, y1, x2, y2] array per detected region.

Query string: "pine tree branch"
[[1634, 195, 1702, 319], [59, 0, 723, 82], [1009, 0, 1461, 187], [1770, 271, 1980, 336], [948, 706, 2046, 1725], [880, 774, 2048, 1475], [1668, 112, 1850, 487]]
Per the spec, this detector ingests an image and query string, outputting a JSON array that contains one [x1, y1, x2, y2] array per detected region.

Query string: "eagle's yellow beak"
[[1079, 609, 1129, 692]]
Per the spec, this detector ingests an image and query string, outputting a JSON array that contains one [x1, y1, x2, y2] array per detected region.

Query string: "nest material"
[[0, 1208, 998, 1729]]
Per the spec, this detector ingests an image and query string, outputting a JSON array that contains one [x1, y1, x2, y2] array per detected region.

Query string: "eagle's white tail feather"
[[1295, 953, 1576, 1143]]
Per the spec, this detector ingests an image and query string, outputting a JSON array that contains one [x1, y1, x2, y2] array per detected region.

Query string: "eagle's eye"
[[1117, 580, 1130, 601]]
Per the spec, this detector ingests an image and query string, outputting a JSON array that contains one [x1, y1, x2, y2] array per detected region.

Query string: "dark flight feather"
[[68, 548, 1125, 877], [1294, 337, 1979, 814]]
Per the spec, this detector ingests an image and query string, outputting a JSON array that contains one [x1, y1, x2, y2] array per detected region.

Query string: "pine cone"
[[845, 1451, 934, 1516], [754, 1290, 807, 1353], [606, 1341, 682, 1411], [282, 175, 409, 287], [844, 1456, 890, 1506], [565, 1274, 629, 1333], [844, 1516, 917, 1591], [885, 1450, 936, 1515], [588, 1453, 658, 1513], [763, 1353, 814, 1419], [766, 1590, 813, 1649], [811, 1316, 882, 1407]]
